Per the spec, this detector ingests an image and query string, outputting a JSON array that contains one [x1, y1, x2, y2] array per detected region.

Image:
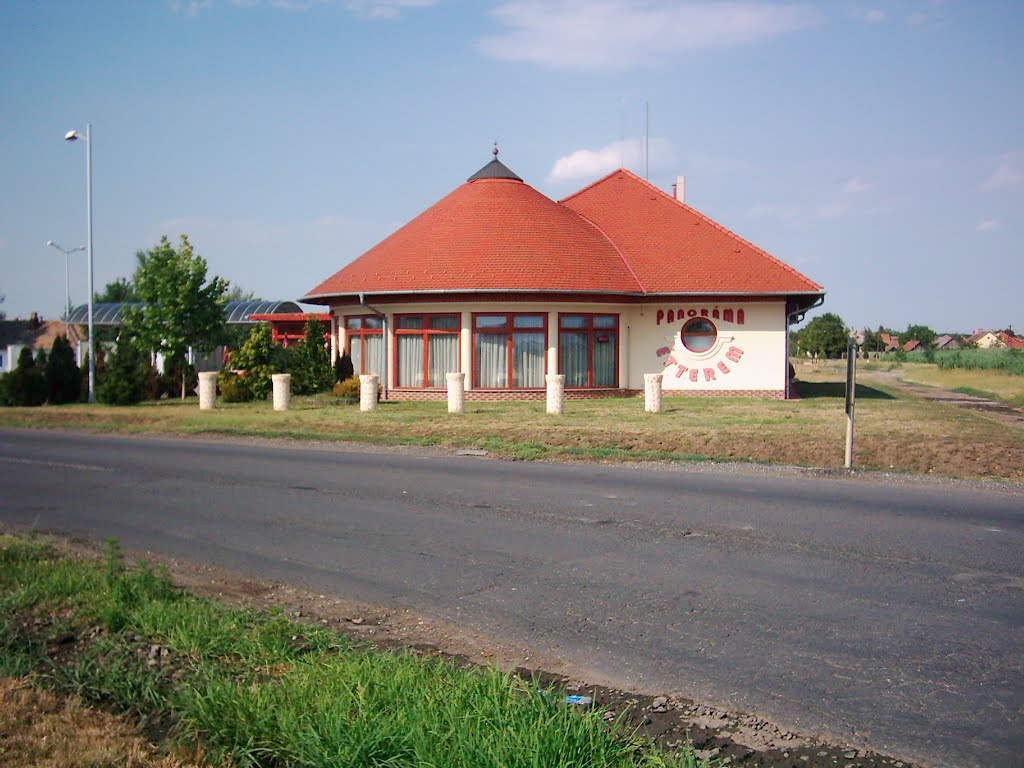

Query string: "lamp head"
[[64, 130, 79, 141], [46, 240, 55, 247]]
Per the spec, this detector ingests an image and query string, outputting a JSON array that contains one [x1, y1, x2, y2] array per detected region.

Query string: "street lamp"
[[46, 240, 85, 320], [64, 124, 95, 403]]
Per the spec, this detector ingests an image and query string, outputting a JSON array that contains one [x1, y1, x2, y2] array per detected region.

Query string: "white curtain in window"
[[398, 336, 424, 387], [364, 334, 385, 379], [559, 332, 588, 387], [350, 339, 362, 375], [428, 335, 458, 387], [512, 332, 544, 387], [593, 333, 616, 386], [476, 334, 507, 388]]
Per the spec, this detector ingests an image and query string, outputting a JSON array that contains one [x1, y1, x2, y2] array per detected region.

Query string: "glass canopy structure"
[[66, 300, 304, 326]]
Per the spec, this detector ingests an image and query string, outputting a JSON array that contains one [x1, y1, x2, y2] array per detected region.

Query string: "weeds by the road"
[[0, 533, 715, 768]]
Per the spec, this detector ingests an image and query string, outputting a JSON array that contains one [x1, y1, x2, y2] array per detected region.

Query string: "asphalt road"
[[1, 428, 1021, 768]]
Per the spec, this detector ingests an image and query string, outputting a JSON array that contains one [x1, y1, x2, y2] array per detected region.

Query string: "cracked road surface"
[[0, 429, 1021, 768]]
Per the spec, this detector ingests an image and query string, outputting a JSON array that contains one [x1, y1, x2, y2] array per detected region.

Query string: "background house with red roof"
[[303, 154, 824, 399]]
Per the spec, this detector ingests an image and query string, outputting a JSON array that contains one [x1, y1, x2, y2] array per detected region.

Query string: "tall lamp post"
[[46, 240, 85, 320], [64, 124, 95, 403]]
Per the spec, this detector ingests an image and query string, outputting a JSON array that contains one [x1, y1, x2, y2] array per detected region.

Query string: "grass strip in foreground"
[[0, 534, 716, 768]]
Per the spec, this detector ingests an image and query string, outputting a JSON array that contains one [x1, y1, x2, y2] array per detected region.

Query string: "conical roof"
[[303, 162, 639, 298], [303, 160, 823, 302]]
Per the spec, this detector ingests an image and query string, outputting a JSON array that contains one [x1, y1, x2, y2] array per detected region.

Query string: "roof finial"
[[493, 141, 499, 159]]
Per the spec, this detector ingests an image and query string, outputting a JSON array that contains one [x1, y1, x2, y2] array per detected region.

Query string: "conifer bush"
[[6, 347, 46, 406], [287, 318, 333, 395], [229, 324, 279, 400], [45, 335, 81, 404], [97, 343, 150, 405]]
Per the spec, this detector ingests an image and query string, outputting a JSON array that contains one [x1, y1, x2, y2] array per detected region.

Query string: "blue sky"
[[1, 0, 1021, 333]]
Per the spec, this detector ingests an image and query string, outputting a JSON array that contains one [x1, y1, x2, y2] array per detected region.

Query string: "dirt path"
[[862, 369, 1024, 428]]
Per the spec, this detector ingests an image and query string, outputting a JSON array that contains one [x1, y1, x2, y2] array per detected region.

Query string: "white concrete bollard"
[[359, 374, 379, 412], [446, 372, 465, 414], [545, 374, 565, 415], [644, 373, 664, 413], [198, 371, 217, 410], [272, 373, 291, 411]]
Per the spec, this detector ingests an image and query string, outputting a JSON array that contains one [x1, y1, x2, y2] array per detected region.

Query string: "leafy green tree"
[[899, 324, 938, 350], [287, 318, 333, 395], [45, 335, 81, 404], [122, 235, 229, 400], [7, 347, 46, 406], [229, 323, 280, 400], [96, 342, 150, 405], [95, 277, 138, 303], [796, 313, 849, 359]]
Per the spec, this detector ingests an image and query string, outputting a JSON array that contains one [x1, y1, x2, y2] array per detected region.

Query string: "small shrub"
[[218, 370, 254, 403], [332, 377, 361, 400], [97, 343, 150, 405], [332, 376, 381, 402], [6, 347, 46, 407]]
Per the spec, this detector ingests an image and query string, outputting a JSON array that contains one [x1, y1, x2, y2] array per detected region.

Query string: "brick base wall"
[[662, 389, 787, 400], [387, 388, 638, 402]]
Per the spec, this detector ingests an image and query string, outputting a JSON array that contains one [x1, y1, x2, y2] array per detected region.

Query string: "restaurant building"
[[302, 154, 824, 399]]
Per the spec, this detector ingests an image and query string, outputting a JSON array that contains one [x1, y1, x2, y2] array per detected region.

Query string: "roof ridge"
[[613, 168, 823, 292], [557, 166, 625, 205], [566, 207, 647, 294]]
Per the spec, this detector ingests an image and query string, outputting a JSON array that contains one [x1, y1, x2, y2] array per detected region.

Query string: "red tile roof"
[[304, 165, 822, 301]]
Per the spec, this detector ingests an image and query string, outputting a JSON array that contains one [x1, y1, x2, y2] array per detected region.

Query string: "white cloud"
[[547, 138, 676, 182], [907, 0, 949, 27], [476, 0, 822, 72], [172, 0, 212, 15], [841, 176, 873, 194], [750, 176, 885, 224], [976, 219, 1000, 232], [851, 7, 886, 24], [204, 0, 435, 16], [982, 153, 1022, 191], [346, 0, 437, 18]]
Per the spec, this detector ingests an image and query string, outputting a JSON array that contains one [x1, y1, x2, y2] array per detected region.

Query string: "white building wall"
[[624, 301, 787, 393]]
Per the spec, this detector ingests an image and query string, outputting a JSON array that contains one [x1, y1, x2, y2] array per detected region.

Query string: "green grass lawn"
[[1, 364, 1022, 481], [0, 533, 713, 768]]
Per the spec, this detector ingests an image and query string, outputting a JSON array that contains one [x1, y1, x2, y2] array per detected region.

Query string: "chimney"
[[674, 175, 685, 203], [30, 312, 40, 329]]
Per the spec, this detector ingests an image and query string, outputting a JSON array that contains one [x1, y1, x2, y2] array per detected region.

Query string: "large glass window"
[[396, 314, 460, 388], [346, 316, 385, 379], [473, 313, 546, 388], [559, 314, 618, 388]]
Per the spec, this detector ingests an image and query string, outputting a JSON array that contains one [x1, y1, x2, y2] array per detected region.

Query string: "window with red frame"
[[345, 316, 384, 377], [558, 314, 618, 388], [395, 314, 460, 388], [473, 313, 546, 388]]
